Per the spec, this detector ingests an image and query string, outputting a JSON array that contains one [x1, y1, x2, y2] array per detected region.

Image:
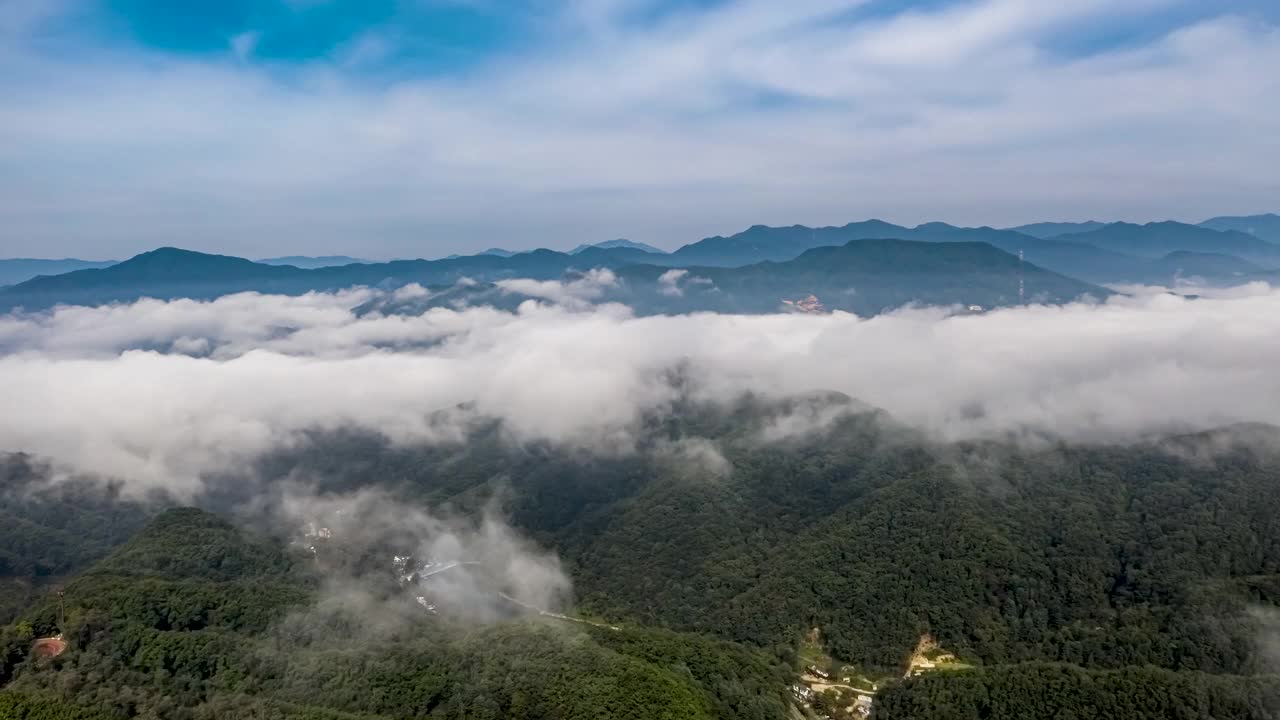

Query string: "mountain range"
[[611, 239, 1102, 314], [0, 255, 365, 286], [659, 219, 1280, 279], [1007, 220, 1108, 238], [0, 239, 1104, 316], [1, 216, 1276, 313], [257, 255, 369, 268], [0, 258, 118, 287], [571, 239, 667, 255], [1005, 213, 1280, 242], [368, 239, 1106, 317], [1051, 221, 1280, 262], [1196, 213, 1280, 243]]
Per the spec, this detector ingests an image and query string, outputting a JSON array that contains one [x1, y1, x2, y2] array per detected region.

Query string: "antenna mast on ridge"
[[1018, 249, 1025, 304]]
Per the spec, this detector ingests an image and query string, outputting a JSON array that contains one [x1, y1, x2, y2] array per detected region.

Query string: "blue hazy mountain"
[[374, 239, 1108, 317], [661, 220, 1277, 285], [981, 238, 1265, 286], [443, 248, 518, 260], [257, 255, 369, 268], [664, 218, 1280, 266], [0, 245, 661, 311], [5, 217, 1275, 312], [1147, 251, 1262, 281], [666, 220, 906, 266], [1007, 221, 1107, 238], [1199, 213, 1280, 243], [570, 239, 667, 255], [0, 240, 1104, 316], [616, 239, 1107, 314], [1053, 221, 1280, 263], [664, 220, 1085, 267], [0, 258, 117, 287]]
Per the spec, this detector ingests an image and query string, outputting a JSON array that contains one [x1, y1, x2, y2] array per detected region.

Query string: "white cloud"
[[657, 269, 714, 297], [496, 268, 618, 308], [0, 1, 1276, 258], [658, 268, 688, 296], [275, 486, 572, 623], [3, 286, 1280, 493]]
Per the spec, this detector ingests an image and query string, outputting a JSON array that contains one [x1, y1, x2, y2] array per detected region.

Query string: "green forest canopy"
[[4, 403, 1280, 718]]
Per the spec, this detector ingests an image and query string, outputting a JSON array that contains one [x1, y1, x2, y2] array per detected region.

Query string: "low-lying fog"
[[2, 281, 1278, 492]]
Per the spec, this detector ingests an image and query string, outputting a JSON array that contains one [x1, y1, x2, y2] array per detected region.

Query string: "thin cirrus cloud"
[[0, 0, 1277, 259]]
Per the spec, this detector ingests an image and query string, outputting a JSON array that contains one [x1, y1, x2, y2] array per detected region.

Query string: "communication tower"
[[1018, 249, 1025, 303]]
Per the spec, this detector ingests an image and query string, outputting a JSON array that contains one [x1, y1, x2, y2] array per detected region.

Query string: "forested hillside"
[[0, 506, 791, 719], [0, 455, 153, 624], [4, 400, 1280, 718], [875, 663, 1280, 720], [249, 406, 1280, 677]]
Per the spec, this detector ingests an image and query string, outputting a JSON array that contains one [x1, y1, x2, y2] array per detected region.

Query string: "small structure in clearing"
[[782, 294, 825, 313], [796, 627, 883, 719], [32, 635, 67, 660], [904, 634, 970, 677]]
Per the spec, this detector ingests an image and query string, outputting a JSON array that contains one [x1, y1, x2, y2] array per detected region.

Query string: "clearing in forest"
[[32, 635, 67, 660], [903, 633, 972, 677]]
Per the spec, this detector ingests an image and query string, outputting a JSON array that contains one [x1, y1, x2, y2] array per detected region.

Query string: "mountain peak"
[[1197, 213, 1280, 242], [843, 219, 903, 232], [913, 221, 959, 232], [135, 246, 205, 258], [570, 239, 666, 255], [115, 247, 262, 272]]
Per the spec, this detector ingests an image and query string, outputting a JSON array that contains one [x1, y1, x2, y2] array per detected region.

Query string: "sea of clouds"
[[2, 282, 1278, 493]]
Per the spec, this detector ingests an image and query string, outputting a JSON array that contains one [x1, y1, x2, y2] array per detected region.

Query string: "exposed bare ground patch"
[[32, 636, 67, 660]]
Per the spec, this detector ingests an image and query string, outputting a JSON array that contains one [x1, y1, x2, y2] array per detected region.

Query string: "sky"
[[1, 0, 1278, 260]]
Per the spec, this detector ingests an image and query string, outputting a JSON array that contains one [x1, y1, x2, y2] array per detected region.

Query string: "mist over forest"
[[2, 259, 1280, 719], [5, 283, 1280, 489], [5, 0, 1280, 714]]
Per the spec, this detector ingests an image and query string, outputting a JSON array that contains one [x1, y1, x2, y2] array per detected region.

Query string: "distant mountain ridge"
[[571, 239, 667, 255], [257, 255, 369, 268], [0, 245, 663, 311], [0, 258, 118, 287], [375, 238, 1108, 317], [1198, 213, 1280, 243], [660, 219, 1279, 284], [1052, 221, 1280, 263], [666, 220, 1099, 267], [1008, 221, 1107, 238], [614, 238, 1107, 314], [3, 215, 1276, 311], [444, 248, 518, 260], [0, 239, 1105, 316]]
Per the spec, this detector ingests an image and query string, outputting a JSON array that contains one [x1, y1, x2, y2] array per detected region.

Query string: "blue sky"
[[1, 0, 1278, 259]]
